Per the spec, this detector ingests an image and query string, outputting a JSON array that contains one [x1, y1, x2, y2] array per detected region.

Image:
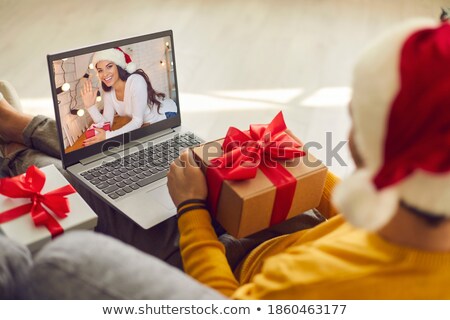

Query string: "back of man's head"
[[333, 18, 450, 231]]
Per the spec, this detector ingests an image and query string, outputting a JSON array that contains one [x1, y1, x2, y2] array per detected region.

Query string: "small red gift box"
[[86, 122, 111, 138], [192, 112, 328, 238], [0, 165, 98, 253]]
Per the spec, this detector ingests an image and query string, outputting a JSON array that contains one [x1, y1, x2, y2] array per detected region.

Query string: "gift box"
[[86, 122, 111, 138], [0, 165, 98, 253], [192, 112, 328, 238]]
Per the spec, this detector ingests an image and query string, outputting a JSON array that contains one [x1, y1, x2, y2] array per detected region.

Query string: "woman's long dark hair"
[[101, 66, 165, 114]]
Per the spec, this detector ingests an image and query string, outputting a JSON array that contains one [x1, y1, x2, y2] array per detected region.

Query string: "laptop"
[[47, 30, 203, 229]]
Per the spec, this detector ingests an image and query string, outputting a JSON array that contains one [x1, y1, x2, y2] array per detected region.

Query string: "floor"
[[0, 0, 445, 177]]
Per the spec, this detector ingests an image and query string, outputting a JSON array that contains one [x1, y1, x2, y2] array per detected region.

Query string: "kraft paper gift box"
[[86, 122, 111, 138], [192, 112, 328, 238], [0, 164, 98, 253]]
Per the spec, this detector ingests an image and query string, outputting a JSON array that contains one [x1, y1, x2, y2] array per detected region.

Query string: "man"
[[17, 17, 450, 299], [167, 17, 450, 299]]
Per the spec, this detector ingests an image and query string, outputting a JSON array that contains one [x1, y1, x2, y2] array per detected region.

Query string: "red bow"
[[207, 112, 306, 226], [0, 166, 76, 237]]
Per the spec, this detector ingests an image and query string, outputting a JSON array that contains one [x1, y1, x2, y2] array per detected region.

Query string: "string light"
[[56, 84, 70, 94], [62, 82, 71, 91], [58, 58, 90, 117], [159, 40, 171, 67], [89, 63, 94, 69], [96, 90, 102, 102], [70, 108, 84, 116], [55, 59, 70, 94]]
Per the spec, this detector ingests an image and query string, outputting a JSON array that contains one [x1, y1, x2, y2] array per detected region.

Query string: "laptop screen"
[[47, 30, 181, 168]]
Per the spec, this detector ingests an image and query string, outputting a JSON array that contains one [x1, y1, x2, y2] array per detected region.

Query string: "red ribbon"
[[206, 111, 305, 226], [0, 166, 76, 237]]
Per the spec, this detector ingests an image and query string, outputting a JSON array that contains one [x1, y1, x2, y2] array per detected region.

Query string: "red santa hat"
[[91, 47, 137, 73], [332, 18, 450, 231]]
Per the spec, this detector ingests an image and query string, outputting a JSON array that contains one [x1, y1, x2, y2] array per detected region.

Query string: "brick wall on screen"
[[53, 58, 92, 148]]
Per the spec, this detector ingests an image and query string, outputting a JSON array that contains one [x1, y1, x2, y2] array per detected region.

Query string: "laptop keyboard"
[[80, 132, 202, 200]]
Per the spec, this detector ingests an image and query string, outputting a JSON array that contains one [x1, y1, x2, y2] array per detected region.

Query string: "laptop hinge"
[[79, 128, 176, 166]]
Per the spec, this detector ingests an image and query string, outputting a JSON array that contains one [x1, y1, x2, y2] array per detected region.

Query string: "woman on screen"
[[81, 47, 176, 146]]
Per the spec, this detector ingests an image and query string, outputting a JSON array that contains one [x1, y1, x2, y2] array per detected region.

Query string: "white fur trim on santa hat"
[[338, 18, 449, 231], [332, 169, 399, 231]]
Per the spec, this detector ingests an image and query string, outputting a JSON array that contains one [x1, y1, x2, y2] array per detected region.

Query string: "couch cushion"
[[0, 235, 33, 299], [27, 231, 225, 300]]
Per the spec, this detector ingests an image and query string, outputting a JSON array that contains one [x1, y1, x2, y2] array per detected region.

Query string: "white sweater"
[[87, 74, 168, 139]]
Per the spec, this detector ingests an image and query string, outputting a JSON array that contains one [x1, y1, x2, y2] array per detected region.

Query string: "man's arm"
[[168, 151, 342, 297], [167, 152, 240, 296], [178, 208, 240, 297]]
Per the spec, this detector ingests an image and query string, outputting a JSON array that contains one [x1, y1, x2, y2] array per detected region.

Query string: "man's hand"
[[167, 150, 208, 207], [83, 128, 106, 146]]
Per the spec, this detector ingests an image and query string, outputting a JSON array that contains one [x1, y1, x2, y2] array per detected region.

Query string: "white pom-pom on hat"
[[125, 61, 137, 73], [333, 169, 399, 231]]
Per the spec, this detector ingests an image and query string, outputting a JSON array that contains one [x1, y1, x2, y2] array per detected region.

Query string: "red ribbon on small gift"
[[206, 111, 306, 226], [0, 166, 76, 237]]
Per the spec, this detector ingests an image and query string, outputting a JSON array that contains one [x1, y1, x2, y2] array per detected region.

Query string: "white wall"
[[126, 36, 172, 97]]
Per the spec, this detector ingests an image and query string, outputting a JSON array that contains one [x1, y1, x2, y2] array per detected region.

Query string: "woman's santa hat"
[[91, 47, 137, 73], [333, 18, 450, 231]]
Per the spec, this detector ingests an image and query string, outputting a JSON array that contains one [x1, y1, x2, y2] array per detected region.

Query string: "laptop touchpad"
[[146, 184, 176, 210]]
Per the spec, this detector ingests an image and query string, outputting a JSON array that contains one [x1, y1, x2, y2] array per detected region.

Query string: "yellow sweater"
[[178, 172, 450, 299]]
